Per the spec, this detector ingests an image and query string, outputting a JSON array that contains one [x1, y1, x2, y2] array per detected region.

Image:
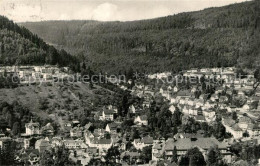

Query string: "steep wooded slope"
[[0, 16, 79, 71], [22, 0, 260, 73]]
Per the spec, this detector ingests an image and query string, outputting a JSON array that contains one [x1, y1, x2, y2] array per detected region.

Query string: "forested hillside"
[[22, 0, 260, 73], [0, 16, 80, 71]]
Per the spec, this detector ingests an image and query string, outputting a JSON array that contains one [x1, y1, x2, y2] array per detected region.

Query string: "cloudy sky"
[[0, 0, 249, 22]]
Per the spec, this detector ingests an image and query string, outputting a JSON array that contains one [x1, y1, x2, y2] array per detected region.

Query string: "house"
[[105, 123, 120, 134], [188, 106, 198, 116], [25, 119, 40, 136], [99, 109, 114, 121], [222, 118, 243, 139], [107, 105, 118, 114], [87, 147, 99, 157], [170, 95, 179, 104], [99, 105, 119, 121], [51, 137, 63, 147], [226, 89, 233, 96], [238, 116, 252, 131], [169, 105, 176, 114], [121, 151, 140, 162], [14, 138, 24, 150], [219, 96, 228, 103], [242, 104, 250, 111], [35, 138, 51, 153], [63, 139, 86, 149], [182, 105, 189, 115], [24, 138, 30, 149], [152, 141, 165, 161], [237, 90, 245, 96], [41, 123, 54, 136], [226, 105, 238, 113], [177, 131, 204, 139], [246, 96, 260, 105], [87, 138, 113, 154], [70, 126, 84, 138], [160, 86, 168, 96], [187, 98, 196, 106], [129, 105, 136, 114], [191, 86, 198, 93], [195, 99, 204, 108], [204, 101, 217, 109], [143, 100, 151, 108], [164, 137, 230, 159], [247, 124, 260, 137], [133, 136, 153, 150], [167, 86, 173, 91], [210, 94, 219, 102], [203, 109, 216, 122], [199, 94, 209, 101], [84, 131, 95, 143], [255, 89, 260, 97], [179, 97, 187, 105], [134, 115, 148, 126], [203, 109, 215, 119], [63, 121, 72, 129], [72, 120, 80, 127], [200, 68, 209, 73], [93, 129, 106, 138]]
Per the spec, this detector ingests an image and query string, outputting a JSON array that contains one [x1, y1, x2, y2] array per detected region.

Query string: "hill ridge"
[[21, 0, 260, 73]]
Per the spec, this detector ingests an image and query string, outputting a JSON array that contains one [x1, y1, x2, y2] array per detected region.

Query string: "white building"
[[25, 120, 40, 136], [133, 136, 153, 150], [134, 115, 148, 126]]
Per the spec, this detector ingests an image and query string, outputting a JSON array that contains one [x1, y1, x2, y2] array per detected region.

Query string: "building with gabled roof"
[[87, 137, 113, 155], [35, 138, 51, 153], [105, 122, 120, 134], [134, 115, 148, 126], [41, 123, 54, 136], [133, 136, 153, 150], [247, 123, 260, 137], [164, 137, 230, 159], [63, 139, 86, 149], [70, 126, 84, 138], [99, 109, 114, 121], [222, 118, 243, 139], [152, 141, 165, 161], [25, 119, 40, 136], [238, 116, 253, 131], [169, 105, 176, 114]]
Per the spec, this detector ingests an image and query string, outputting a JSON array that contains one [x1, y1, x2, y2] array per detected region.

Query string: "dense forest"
[[0, 16, 80, 71], [21, 0, 260, 74]]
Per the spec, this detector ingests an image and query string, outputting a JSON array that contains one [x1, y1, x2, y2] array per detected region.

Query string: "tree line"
[[0, 16, 80, 71]]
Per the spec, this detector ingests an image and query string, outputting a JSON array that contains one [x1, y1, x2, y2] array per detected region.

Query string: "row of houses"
[[222, 117, 260, 139], [0, 65, 70, 83]]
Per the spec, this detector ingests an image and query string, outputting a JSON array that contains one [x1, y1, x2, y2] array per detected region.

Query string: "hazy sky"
[[0, 0, 249, 22]]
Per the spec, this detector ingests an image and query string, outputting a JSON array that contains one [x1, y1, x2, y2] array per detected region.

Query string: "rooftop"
[[165, 137, 228, 151]]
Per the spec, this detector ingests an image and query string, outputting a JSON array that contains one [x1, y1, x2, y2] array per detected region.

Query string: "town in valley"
[[0, 65, 260, 166], [0, 0, 260, 165]]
